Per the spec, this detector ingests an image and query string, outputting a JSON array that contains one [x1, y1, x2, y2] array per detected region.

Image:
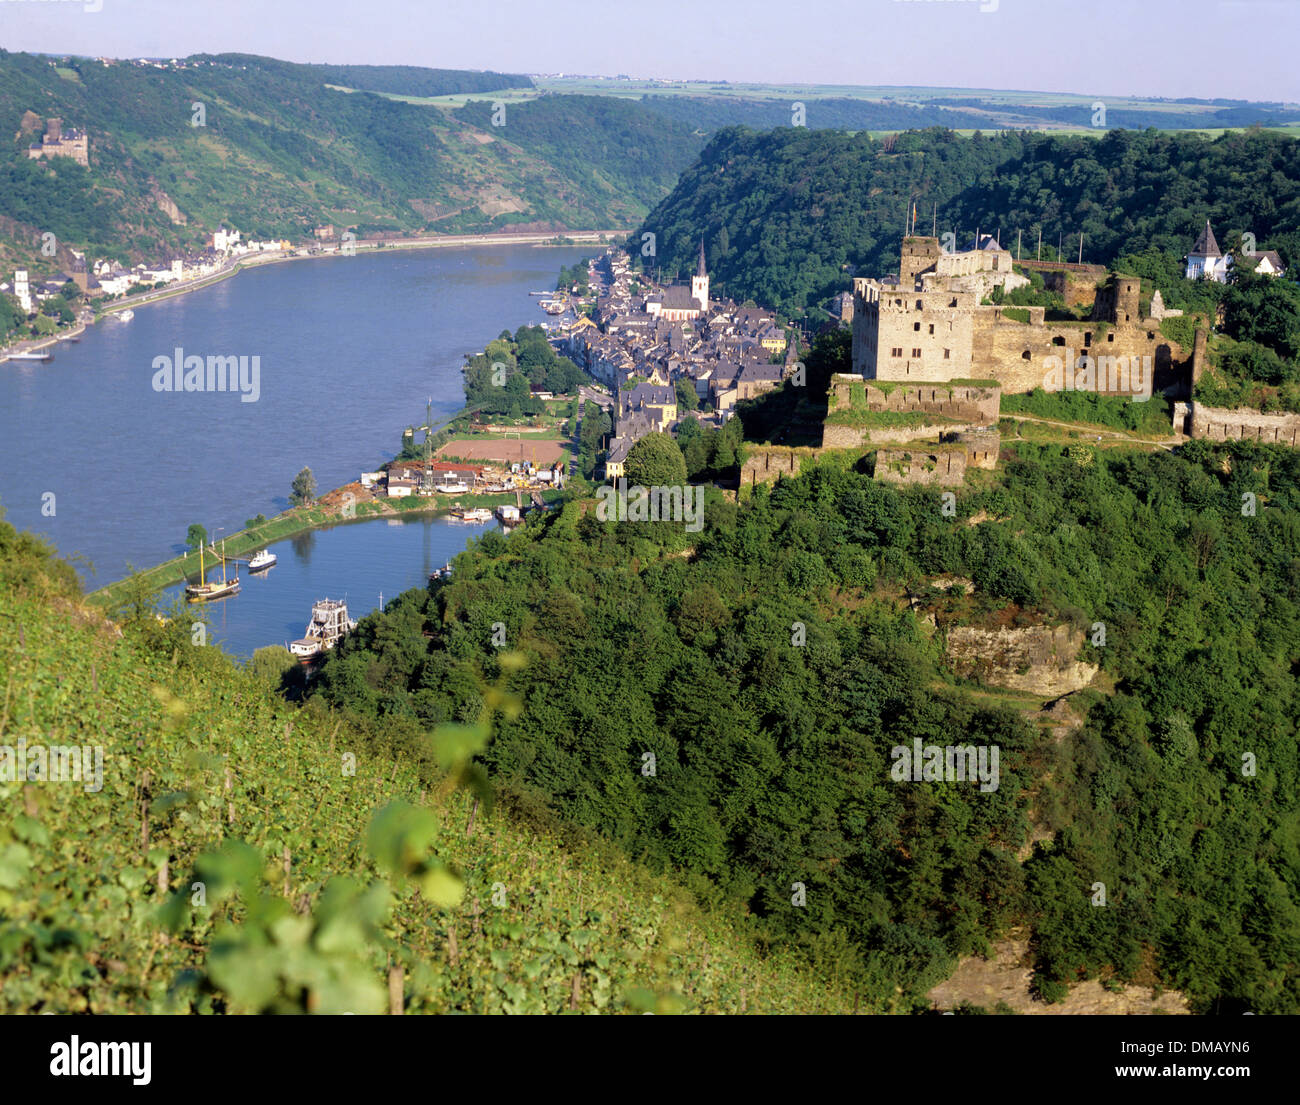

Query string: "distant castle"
[[27, 118, 89, 167]]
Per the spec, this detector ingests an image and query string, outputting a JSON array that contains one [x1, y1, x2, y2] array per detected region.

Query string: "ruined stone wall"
[[970, 316, 1182, 396], [740, 446, 817, 487], [1187, 404, 1300, 446], [873, 448, 968, 486], [954, 429, 1001, 469]]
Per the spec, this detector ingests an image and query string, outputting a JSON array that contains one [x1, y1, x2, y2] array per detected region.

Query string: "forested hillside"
[[306, 398, 1300, 1013], [633, 126, 1300, 313], [0, 512, 854, 1013], [0, 52, 700, 269]]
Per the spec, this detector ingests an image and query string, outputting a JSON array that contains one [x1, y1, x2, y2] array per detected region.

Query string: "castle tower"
[[900, 235, 942, 288], [691, 238, 709, 312]]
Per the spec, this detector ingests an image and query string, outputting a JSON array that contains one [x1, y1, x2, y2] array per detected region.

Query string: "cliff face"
[[944, 623, 1097, 696]]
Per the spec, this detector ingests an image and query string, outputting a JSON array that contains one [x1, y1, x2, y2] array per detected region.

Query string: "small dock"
[[3, 350, 53, 363]]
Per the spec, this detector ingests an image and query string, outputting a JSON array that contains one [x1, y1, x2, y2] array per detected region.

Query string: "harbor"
[[160, 511, 497, 660]]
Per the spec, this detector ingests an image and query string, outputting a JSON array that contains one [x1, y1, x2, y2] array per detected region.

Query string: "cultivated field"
[[437, 438, 567, 465]]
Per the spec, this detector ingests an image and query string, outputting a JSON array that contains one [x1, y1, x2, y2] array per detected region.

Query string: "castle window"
[[891, 347, 903, 358], [916, 300, 923, 310], [914, 322, 921, 331], [1021, 350, 1031, 360], [1052, 336, 1065, 346], [1107, 333, 1115, 342], [912, 348, 921, 358], [929, 324, 935, 335], [1084, 332, 1092, 347], [943, 349, 950, 359], [949, 298, 958, 307]]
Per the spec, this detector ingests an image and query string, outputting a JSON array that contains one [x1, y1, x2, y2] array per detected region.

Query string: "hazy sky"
[[1, 0, 1297, 103]]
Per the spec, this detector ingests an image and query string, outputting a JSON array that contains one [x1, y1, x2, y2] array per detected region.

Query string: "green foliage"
[[635, 126, 1300, 314], [0, 524, 851, 1013], [309, 438, 1300, 1013], [185, 523, 208, 551], [1001, 390, 1175, 435], [289, 467, 316, 506], [624, 432, 687, 486], [1158, 314, 1198, 351], [462, 326, 585, 413]]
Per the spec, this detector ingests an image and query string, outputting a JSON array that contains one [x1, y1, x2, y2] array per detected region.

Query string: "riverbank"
[[88, 482, 560, 609], [1, 228, 624, 360]]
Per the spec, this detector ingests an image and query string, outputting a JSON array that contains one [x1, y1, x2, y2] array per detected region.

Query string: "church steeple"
[[691, 237, 709, 313]]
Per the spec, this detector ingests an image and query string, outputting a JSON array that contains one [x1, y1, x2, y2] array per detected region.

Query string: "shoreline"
[[87, 482, 558, 608], [2, 227, 626, 359]]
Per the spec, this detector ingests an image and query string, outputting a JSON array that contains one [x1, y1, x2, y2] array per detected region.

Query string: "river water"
[[0, 243, 590, 656]]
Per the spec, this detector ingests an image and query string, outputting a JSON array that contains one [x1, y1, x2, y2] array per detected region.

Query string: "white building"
[[1186, 221, 1231, 283], [14, 270, 32, 314]]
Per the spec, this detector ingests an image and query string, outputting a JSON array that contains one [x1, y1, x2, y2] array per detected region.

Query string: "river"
[[0, 243, 591, 589]]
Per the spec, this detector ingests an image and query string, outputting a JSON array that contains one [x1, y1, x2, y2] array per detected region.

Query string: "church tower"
[[691, 239, 709, 312]]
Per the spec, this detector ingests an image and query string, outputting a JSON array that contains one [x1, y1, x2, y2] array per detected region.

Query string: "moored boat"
[[186, 539, 240, 602], [290, 598, 356, 663], [247, 549, 277, 572], [454, 507, 492, 523]]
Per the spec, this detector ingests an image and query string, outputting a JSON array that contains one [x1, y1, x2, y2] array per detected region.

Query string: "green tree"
[[290, 467, 317, 506], [624, 432, 687, 486], [185, 523, 208, 551]]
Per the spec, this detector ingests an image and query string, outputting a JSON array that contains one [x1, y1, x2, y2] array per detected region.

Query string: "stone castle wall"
[[740, 446, 817, 487], [873, 447, 968, 486], [1186, 403, 1300, 446]]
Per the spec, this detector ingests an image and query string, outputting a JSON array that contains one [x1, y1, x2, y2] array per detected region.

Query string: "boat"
[[6, 350, 53, 363], [117, 309, 135, 322], [186, 539, 240, 602], [435, 480, 470, 494], [454, 507, 492, 523], [496, 504, 521, 524], [289, 598, 357, 663], [540, 299, 565, 315], [429, 561, 453, 582], [247, 549, 277, 572]]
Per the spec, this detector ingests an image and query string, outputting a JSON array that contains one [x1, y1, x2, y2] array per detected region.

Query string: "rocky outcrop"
[[945, 623, 1097, 696]]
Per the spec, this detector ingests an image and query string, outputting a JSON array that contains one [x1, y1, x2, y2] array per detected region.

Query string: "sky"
[[1, 0, 1297, 103]]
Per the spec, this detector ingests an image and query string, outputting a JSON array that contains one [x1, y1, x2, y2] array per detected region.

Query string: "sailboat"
[[185, 538, 240, 602]]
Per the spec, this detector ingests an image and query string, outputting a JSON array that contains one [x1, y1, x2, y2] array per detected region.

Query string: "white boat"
[[290, 598, 356, 663], [455, 507, 492, 523], [435, 480, 470, 494], [117, 309, 135, 322], [247, 549, 277, 572]]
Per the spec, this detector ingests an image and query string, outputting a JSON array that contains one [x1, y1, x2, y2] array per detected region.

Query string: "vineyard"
[[0, 517, 857, 1014]]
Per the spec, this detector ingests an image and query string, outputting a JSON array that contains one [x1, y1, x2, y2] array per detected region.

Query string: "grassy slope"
[[0, 525, 855, 1013]]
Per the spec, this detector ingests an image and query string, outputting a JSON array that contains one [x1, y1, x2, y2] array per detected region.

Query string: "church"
[[646, 241, 709, 322]]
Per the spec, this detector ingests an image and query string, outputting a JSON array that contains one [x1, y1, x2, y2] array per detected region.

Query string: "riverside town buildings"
[[556, 244, 798, 478]]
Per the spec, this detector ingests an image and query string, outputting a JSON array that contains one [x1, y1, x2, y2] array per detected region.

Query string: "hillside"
[[632, 126, 1300, 314], [307, 418, 1300, 1014], [0, 52, 703, 272], [0, 515, 856, 1014]]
